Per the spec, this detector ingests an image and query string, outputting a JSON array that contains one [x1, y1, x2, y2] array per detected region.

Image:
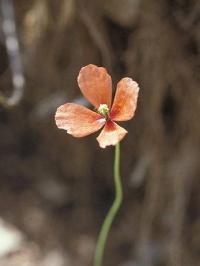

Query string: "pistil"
[[97, 104, 110, 119]]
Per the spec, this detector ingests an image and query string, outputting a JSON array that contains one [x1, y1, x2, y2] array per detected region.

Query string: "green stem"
[[94, 143, 123, 266]]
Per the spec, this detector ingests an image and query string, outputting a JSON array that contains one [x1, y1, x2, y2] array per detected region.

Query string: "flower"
[[55, 64, 140, 148]]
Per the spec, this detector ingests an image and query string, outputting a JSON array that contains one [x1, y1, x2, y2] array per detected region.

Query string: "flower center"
[[97, 104, 109, 117]]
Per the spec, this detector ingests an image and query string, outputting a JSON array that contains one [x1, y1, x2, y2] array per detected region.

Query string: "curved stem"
[[94, 143, 123, 266]]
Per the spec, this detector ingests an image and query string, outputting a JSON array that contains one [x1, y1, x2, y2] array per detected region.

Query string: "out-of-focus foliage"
[[0, 0, 200, 265]]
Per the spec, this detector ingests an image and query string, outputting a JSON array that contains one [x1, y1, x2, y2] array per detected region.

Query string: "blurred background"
[[0, 0, 200, 265]]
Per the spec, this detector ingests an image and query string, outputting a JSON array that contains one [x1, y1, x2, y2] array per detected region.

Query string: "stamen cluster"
[[97, 104, 110, 119]]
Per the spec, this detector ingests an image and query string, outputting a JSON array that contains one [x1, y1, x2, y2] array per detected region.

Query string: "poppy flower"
[[55, 64, 139, 148]]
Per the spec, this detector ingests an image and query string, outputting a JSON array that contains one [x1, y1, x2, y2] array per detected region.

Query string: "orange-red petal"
[[77, 64, 112, 108], [97, 121, 127, 148], [110, 77, 139, 121], [55, 103, 106, 137]]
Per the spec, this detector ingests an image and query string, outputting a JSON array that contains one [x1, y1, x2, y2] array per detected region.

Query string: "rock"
[[0, 218, 24, 257], [102, 0, 141, 27]]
